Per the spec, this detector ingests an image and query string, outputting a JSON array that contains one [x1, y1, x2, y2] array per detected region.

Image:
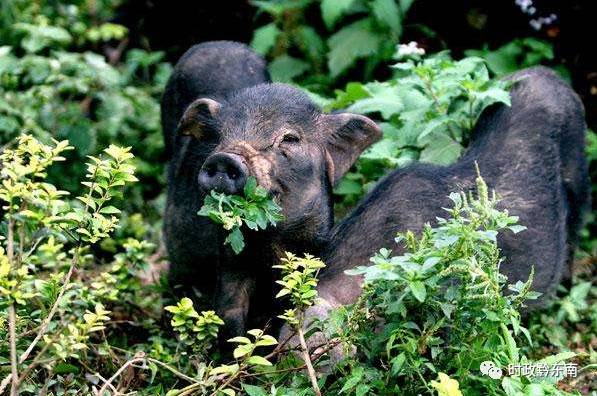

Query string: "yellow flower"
[[430, 372, 463, 396]]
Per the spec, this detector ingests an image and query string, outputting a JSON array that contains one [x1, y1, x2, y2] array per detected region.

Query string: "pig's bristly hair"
[[220, 83, 320, 136]]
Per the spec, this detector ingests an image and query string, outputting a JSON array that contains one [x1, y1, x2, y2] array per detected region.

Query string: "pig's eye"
[[281, 133, 300, 144]]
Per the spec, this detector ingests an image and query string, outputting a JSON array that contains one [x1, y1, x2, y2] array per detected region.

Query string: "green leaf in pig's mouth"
[[197, 176, 285, 254]]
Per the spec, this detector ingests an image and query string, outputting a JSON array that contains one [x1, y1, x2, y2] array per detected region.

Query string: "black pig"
[[308, 67, 590, 328], [161, 41, 381, 338], [162, 41, 270, 307]]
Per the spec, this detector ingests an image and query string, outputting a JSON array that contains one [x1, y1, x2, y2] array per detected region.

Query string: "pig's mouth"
[[197, 146, 287, 206]]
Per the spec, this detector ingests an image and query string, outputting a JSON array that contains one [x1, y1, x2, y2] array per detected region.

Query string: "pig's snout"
[[198, 153, 248, 195]]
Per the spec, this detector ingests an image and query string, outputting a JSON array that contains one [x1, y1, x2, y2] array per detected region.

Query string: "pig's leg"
[[214, 269, 256, 340]]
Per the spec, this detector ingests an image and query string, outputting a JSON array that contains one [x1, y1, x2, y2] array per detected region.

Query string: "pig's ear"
[[321, 113, 381, 185], [177, 98, 221, 139]]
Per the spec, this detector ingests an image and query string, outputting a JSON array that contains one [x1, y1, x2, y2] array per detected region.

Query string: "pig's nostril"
[[199, 153, 248, 194], [227, 169, 238, 180]]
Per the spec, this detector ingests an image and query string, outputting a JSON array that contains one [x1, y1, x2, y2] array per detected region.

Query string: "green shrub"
[[325, 52, 510, 211], [241, 171, 580, 396], [465, 38, 554, 77], [0, 0, 171, 224], [250, 0, 414, 89], [0, 135, 139, 394], [0, 136, 588, 396]]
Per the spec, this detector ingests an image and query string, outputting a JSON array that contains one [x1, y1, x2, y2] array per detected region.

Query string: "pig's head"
[[177, 83, 380, 247]]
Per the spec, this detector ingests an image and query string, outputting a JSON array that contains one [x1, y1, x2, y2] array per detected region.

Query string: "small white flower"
[[529, 19, 542, 30], [397, 41, 425, 57], [530, 14, 558, 30], [515, 0, 533, 11]]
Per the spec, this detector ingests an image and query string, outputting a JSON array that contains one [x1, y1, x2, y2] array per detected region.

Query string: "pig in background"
[[161, 41, 380, 342]]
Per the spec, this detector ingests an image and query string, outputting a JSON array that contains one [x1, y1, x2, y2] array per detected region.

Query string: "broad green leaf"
[[340, 367, 364, 392], [508, 225, 527, 234], [228, 336, 251, 344], [399, 0, 416, 12], [251, 23, 280, 56], [327, 19, 381, 78], [297, 26, 325, 62], [500, 323, 519, 363], [524, 383, 545, 396], [371, 0, 402, 35], [419, 134, 462, 165], [535, 351, 576, 365], [246, 355, 273, 366], [268, 55, 310, 82], [360, 139, 400, 163], [348, 82, 403, 118], [76, 196, 96, 210], [409, 281, 426, 302], [355, 384, 370, 396], [225, 227, 245, 255], [321, 0, 357, 29], [334, 177, 363, 196], [255, 335, 278, 347], [242, 384, 268, 396], [247, 329, 264, 337], [391, 353, 406, 375], [99, 205, 121, 214], [476, 87, 511, 108], [331, 82, 370, 109], [233, 344, 252, 359], [252, 0, 311, 17]]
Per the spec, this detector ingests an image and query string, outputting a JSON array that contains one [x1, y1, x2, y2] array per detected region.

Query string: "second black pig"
[[306, 66, 590, 328]]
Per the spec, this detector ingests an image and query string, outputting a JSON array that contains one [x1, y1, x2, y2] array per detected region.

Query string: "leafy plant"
[[164, 297, 224, 355], [162, 326, 278, 396], [328, 51, 511, 210], [0, 135, 137, 394], [0, 0, 171, 225], [198, 177, 285, 254], [250, 0, 415, 88], [274, 252, 326, 395], [526, 277, 596, 354], [305, 170, 579, 396], [465, 38, 555, 77]]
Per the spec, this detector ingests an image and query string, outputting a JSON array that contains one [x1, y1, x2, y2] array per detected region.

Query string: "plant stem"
[[423, 77, 460, 142], [17, 333, 57, 384], [97, 356, 145, 395], [264, 328, 297, 360], [8, 304, 19, 396], [297, 324, 321, 396], [6, 215, 19, 396], [208, 365, 245, 396], [146, 358, 198, 384], [0, 374, 11, 395], [19, 251, 78, 364]]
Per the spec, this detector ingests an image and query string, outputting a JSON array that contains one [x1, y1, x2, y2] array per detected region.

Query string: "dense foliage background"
[[0, 0, 595, 395]]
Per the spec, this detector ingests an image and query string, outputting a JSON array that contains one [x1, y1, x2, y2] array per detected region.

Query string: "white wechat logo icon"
[[480, 361, 503, 379]]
